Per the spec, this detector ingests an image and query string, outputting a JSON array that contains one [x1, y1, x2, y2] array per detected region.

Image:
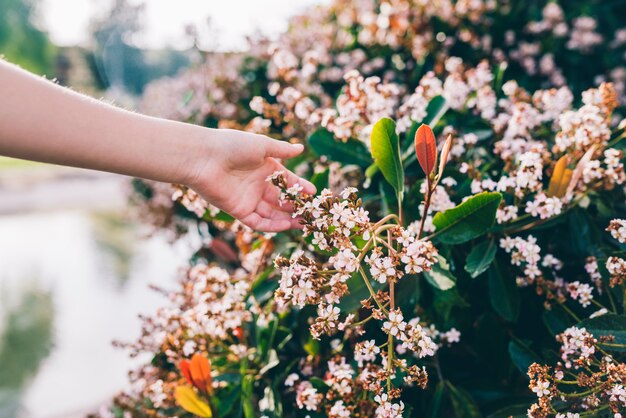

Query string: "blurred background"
[[0, 0, 326, 416]]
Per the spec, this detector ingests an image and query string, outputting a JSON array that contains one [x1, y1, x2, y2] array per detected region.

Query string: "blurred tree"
[[89, 0, 192, 95], [0, 288, 54, 418], [0, 0, 55, 75]]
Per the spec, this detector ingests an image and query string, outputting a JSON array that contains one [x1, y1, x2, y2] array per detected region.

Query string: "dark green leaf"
[[543, 308, 570, 336], [508, 339, 541, 375], [488, 259, 519, 321], [214, 386, 241, 417], [447, 382, 481, 418], [432, 192, 502, 244], [370, 118, 404, 195], [428, 381, 446, 418], [487, 403, 532, 418], [308, 128, 372, 167], [465, 239, 497, 278], [578, 314, 626, 352]]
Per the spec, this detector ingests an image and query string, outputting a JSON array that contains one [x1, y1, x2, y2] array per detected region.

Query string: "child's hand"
[[187, 129, 316, 232]]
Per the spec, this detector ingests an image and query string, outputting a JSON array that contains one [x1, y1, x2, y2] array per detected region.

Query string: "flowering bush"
[[106, 1, 626, 417]]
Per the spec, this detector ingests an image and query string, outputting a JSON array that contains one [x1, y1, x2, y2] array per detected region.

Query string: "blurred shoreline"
[[0, 164, 129, 214]]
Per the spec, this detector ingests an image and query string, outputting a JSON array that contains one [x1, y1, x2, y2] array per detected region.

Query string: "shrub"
[[102, 1, 626, 417]]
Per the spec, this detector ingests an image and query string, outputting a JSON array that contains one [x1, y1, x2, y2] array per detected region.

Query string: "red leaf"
[[179, 359, 193, 386], [414, 124, 437, 176]]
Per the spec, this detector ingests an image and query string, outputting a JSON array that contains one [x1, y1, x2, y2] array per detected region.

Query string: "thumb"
[[265, 140, 304, 159]]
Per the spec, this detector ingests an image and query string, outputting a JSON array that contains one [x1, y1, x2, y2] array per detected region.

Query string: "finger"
[[262, 186, 295, 212], [256, 200, 294, 220], [271, 161, 317, 195], [241, 212, 292, 233], [265, 140, 304, 159]]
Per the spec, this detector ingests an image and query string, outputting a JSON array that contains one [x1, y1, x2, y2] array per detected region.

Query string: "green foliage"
[[308, 129, 372, 167], [578, 314, 626, 352], [508, 339, 541, 375], [464, 239, 497, 279], [432, 192, 502, 244], [370, 118, 404, 196], [488, 259, 520, 322]]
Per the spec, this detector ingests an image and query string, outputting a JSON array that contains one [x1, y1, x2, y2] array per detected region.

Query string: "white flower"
[[329, 248, 359, 273], [531, 379, 551, 398], [366, 249, 400, 284], [608, 219, 626, 244], [354, 339, 380, 366], [383, 309, 406, 337], [285, 373, 299, 387], [374, 393, 405, 418]]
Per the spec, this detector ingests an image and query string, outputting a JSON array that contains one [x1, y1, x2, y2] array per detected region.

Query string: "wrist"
[[177, 123, 220, 189]]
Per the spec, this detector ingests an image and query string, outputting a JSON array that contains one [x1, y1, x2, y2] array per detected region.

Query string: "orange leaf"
[[179, 359, 193, 386], [414, 124, 437, 176], [174, 386, 213, 418], [566, 145, 597, 198], [190, 353, 213, 394], [437, 134, 453, 179], [547, 155, 570, 198]]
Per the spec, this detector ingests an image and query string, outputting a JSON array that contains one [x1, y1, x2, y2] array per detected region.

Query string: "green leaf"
[[578, 314, 626, 352], [310, 168, 329, 191], [241, 375, 256, 418], [447, 382, 481, 418], [488, 259, 519, 322], [432, 192, 502, 244], [424, 256, 456, 290], [338, 271, 380, 312], [508, 339, 541, 375], [428, 381, 446, 418], [465, 239, 497, 278], [487, 404, 531, 418], [214, 386, 241, 417], [308, 128, 372, 167], [370, 118, 404, 195], [258, 349, 280, 375], [543, 308, 570, 336]]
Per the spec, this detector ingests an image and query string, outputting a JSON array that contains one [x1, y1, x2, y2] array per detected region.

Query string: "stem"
[[374, 214, 401, 228], [606, 285, 618, 313], [358, 265, 388, 315], [556, 299, 581, 322], [397, 191, 404, 226], [417, 184, 433, 239]]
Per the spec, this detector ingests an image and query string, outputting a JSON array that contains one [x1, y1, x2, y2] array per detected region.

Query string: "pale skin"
[[0, 59, 316, 232]]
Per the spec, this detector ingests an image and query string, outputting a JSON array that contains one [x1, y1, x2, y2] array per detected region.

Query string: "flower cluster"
[[112, 0, 626, 416], [266, 171, 455, 413], [527, 326, 626, 417]]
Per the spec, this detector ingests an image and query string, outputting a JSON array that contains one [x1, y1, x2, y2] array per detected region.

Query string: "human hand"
[[187, 129, 316, 232]]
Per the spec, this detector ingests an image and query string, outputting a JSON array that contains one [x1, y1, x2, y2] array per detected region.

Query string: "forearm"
[[0, 59, 205, 184]]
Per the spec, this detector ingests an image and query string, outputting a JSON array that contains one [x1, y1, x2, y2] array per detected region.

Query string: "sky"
[[39, 0, 329, 51]]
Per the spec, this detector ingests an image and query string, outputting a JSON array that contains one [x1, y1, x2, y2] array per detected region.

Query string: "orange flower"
[[179, 353, 213, 395], [414, 124, 437, 177]]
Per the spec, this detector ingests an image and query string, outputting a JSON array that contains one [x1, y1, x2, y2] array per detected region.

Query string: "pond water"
[[0, 208, 194, 418]]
